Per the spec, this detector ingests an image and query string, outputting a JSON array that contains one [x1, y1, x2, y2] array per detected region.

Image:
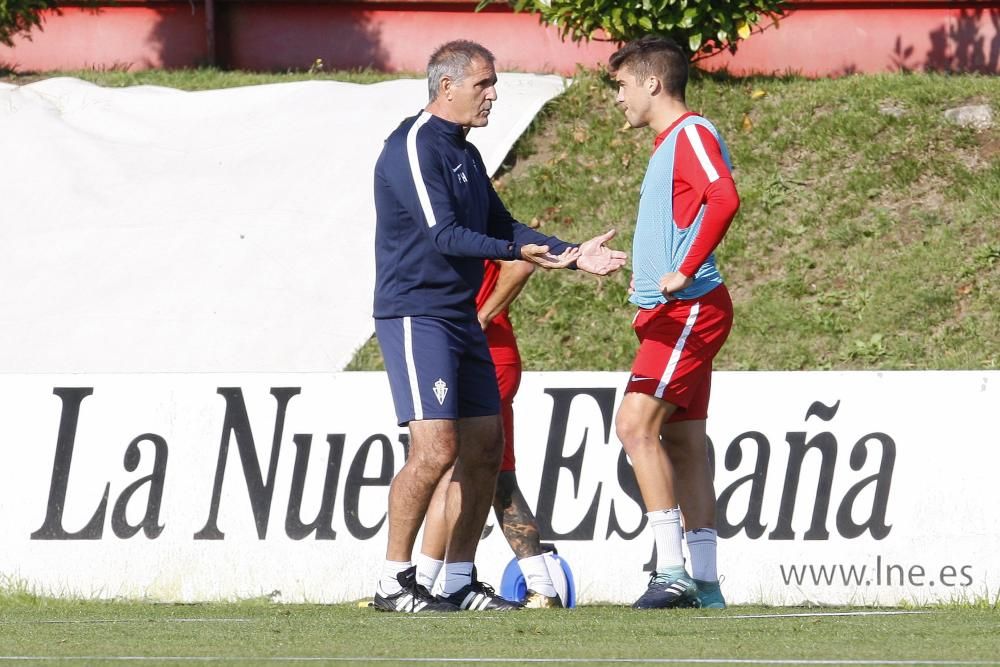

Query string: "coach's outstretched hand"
[[520, 244, 582, 269], [576, 229, 628, 276]]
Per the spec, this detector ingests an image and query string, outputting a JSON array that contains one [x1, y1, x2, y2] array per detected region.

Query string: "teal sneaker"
[[693, 579, 726, 609], [632, 567, 698, 609]]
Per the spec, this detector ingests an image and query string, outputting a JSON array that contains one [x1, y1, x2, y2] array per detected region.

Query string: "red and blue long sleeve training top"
[[373, 111, 572, 320]]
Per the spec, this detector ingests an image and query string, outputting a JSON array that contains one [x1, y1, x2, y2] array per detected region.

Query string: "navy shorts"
[[375, 315, 500, 426]]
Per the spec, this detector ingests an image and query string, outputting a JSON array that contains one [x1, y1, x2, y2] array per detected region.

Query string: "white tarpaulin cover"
[[0, 74, 566, 372]]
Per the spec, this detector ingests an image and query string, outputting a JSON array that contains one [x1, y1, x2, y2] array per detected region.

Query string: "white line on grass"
[[0, 611, 935, 627], [695, 610, 934, 620], [393, 615, 507, 620], [0, 618, 253, 625], [0, 658, 995, 665]]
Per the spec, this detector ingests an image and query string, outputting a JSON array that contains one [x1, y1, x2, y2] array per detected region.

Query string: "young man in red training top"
[[610, 35, 741, 609], [415, 258, 564, 608]]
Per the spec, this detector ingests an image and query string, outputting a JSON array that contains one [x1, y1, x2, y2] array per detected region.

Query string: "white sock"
[[648, 507, 685, 571], [414, 553, 444, 591], [378, 559, 411, 596], [440, 561, 475, 596], [519, 554, 557, 597], [686, 528, 718, 582]]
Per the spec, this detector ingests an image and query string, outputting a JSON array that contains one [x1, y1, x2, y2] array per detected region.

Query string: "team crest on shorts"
[[433, 378, 448, 405]]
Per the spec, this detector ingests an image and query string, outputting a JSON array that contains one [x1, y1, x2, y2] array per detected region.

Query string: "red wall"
[[1, 1, 997, 75], [221, 3, 617, 73], [0, 5, 206, 71], [705, 3, 1000, 75]]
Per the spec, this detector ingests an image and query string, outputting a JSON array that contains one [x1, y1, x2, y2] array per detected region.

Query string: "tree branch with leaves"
[[480, 0, 787, 59], [0, 0, 60, 47]]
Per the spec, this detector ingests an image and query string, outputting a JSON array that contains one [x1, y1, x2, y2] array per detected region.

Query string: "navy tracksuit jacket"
[[373, 110, 572, 321]]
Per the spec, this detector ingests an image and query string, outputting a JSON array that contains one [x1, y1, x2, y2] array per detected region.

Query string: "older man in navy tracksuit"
[[370, 40, 625, 612]]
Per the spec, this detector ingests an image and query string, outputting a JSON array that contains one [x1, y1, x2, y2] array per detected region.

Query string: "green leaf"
[[512, 0, 786, 53], [611, 7, 625, 33], [679, 7, 698, 29]]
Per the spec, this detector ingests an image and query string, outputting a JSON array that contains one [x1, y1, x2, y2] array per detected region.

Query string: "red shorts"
[[495, 360, 521, 471], [626, 284, 733, 423]]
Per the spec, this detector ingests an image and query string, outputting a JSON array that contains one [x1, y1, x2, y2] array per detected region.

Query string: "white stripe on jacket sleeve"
[[406, 112, 438, 227]]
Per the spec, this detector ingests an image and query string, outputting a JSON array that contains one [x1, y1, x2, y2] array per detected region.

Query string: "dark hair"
[[608, 36, 689, 101], [427, 40, 496, 102]]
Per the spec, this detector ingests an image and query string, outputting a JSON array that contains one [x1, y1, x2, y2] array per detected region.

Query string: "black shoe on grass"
[[437, 576, 522, 611], [372, 566, 460, 613]]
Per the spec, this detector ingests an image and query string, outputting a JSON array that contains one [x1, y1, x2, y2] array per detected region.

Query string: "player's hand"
[[575, 229, 628, 276], [520, 243, 581, 269], [659, 271, 692, 299], [628, 274, 635, 295]]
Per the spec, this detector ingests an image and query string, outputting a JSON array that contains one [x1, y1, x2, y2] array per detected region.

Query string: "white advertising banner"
[[1, 371, 997, 606]]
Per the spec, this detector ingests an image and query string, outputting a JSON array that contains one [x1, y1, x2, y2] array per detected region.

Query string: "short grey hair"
[[427, 40, 495, 102]]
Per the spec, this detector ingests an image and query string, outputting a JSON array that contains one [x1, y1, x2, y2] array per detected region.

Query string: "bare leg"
[[443, 414, 504, 563], [661, 419, 715, 530], [432, 414, 522, 610], [493, 471, 543, 559], [494, 472, 564, 606], [419, 469, 452, 561], [616, 391, 703, 608], [384, 419, 457, 562], [662, 418, 722, 595], [614, 392, 678, 511]]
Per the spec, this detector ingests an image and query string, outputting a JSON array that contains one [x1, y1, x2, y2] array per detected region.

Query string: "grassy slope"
[[354, 70, 1000, 372], [7, 67, 997, 370], [0, 67, 406, 88], [0, 595, 998, 662]]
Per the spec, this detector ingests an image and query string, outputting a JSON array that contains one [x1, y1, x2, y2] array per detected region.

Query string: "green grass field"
[[1, 595, 998, 665], [347, 69, 1000, 373]]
